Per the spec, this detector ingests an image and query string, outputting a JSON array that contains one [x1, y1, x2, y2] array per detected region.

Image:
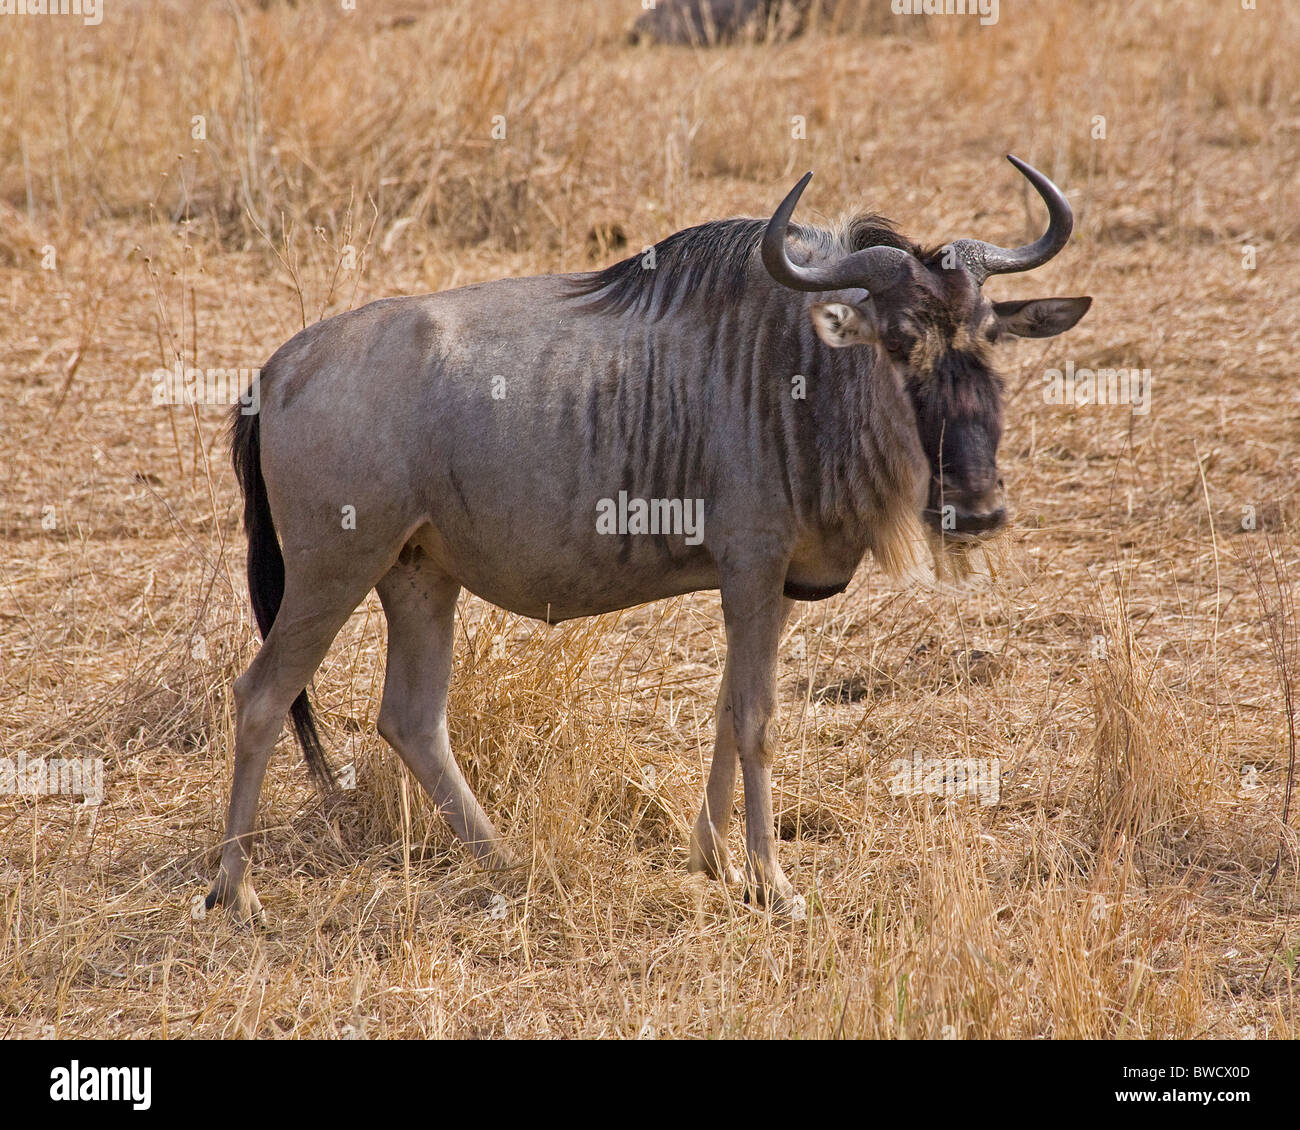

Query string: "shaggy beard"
[[871, 505, 1009, 588], [924, 523, 1009, 586]]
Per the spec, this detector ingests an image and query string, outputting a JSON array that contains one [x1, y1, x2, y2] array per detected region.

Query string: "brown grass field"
[[1, 0, 1298, 1039]]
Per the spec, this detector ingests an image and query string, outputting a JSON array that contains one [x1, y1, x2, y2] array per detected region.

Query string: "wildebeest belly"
[[409, 519, 719, 622]]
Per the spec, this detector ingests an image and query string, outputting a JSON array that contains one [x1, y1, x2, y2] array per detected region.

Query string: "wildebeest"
[[629, 0, 812, 45], [207, 156, 1090, 923]]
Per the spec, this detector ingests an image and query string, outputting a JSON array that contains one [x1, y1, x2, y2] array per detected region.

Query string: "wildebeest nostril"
[[968, 506, 1006, 533], [923, 504, 1006, 537]]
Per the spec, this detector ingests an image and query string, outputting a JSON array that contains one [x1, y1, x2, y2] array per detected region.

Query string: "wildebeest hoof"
[[745, 889, 807, 921], [777, 891, 808, 921], [743, 874, 807, 921], [709, 862, 745, 886], [206, 873, 268, 929], [687, 839, 743, 886], [746, 888, 807, 921], [471, 841, 519, 873]]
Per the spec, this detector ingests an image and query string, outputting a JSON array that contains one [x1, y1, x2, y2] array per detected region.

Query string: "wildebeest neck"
[[570, 225, 928, 574]]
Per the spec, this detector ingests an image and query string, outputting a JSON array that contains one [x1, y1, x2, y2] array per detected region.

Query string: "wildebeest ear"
[[810, 302, 876, 348], [992, 297, 1092, 338]]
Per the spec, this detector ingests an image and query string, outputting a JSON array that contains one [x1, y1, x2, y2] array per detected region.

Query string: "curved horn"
[[761, 172, 912, 294], [949, 155, 1074, 283]]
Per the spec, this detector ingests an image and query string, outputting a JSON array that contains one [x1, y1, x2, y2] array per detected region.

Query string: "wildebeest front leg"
[[375, 555, 513, 870], [688, 660, 743, 884], [720, 571, 801, 916]]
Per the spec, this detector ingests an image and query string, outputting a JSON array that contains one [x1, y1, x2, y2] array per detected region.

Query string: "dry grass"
[[1, 0, 1298, 1038]]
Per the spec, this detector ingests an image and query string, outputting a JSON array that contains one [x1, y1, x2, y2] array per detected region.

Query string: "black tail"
[[231, 402, 334, 789]]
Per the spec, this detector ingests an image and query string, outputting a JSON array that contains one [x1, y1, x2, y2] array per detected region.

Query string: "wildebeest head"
[[762, 156, 1091, 543]]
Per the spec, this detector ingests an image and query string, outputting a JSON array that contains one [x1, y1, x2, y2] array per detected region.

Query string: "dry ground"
[[1, 0, 1298, 1038]]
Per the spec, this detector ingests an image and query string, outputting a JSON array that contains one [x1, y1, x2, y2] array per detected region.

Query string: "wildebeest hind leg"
[[375, 555, 513, 870], [208, 573, 378, 926]]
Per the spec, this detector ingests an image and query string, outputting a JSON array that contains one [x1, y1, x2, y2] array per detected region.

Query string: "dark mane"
[[568, 218, 766, 319], [569, 211, 924, 319]]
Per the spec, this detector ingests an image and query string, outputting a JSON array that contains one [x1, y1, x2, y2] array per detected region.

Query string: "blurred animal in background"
[[629, 0, 821, 45]]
